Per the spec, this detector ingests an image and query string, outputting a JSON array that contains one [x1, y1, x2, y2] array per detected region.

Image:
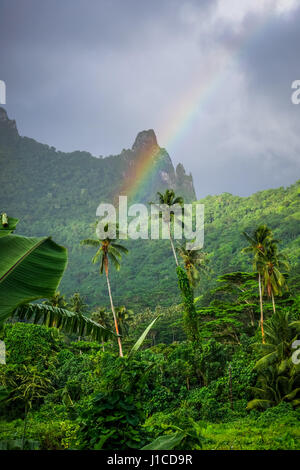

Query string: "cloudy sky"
[[1, 0, 300, 198]]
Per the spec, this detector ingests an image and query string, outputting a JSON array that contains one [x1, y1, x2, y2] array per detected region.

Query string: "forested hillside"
[[1, 108, 300, 451], [0, 107, 299, 309]]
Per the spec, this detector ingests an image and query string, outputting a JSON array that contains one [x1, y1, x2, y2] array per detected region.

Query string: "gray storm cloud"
[[0, 0, 299, 197]]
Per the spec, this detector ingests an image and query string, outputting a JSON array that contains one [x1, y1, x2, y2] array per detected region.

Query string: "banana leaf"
[[142, 432, 185, 450], [129, 315, 160, 357], [246, 399, 273, 410], [12, 303, 115, 342], [0, 234, 67, 322]]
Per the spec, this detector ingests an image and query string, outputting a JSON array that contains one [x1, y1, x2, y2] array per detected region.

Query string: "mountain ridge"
[[0, 107, 299, 309], [0, 107, 196, 203]]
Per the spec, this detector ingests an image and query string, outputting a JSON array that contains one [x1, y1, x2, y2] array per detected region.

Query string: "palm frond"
[[12, 303, 115, 342], [80, 239, 100, 247], [110, 243, 129, 254], [246, 399, 273, 410], [108, 252, 121, 271]]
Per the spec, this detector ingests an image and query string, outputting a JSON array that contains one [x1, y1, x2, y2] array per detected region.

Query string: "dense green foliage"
[[0, 205, 299, 450], [0, 114, 299, 450], [3, 179, 300, 311], [1, 111, 299, 309], [0, 316, 299, 449]]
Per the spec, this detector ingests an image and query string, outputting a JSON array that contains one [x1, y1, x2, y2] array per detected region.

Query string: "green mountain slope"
[[0, 107, 299, 310]]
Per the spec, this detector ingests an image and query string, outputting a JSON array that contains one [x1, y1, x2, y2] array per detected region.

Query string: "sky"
[[0, 0, 300, 198]]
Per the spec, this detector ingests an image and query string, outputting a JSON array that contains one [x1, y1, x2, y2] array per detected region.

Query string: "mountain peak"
[[0, 107, 17, 129], [132, 129, 158, 153], [0, 107, 9, 122], [0, 107, 18, 143]]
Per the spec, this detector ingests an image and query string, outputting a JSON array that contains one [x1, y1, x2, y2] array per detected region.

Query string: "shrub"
[[77, 390, 148, 449]]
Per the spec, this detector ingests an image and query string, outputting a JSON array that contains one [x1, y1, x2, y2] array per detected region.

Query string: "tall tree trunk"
[[271, 291, 276, 314], [258, 273, 265, 344], [105, 264, 123, 357], [168, 221, 179, 266]]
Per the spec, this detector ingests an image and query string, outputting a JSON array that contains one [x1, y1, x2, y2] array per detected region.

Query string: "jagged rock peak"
[[176, 163, 186, 177], [0, 107, 17, 130], [132, 129, 158, 152], [0, 107, 9, 121]]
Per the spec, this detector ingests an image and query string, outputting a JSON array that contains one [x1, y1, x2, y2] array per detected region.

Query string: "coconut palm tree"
[[246, 310, 300, 410], [68, 293, 89, 344], [91, 306, 111, 327], [43, 291, 67, 309], [68, 292, 88, 315], [242, 225, 274, 343], [91, 307, 111, 351], [41, 291, 68, 328], [80, 224, 128, 357], [115, 306, 133, 337], [177, 245, 208, 287], [151, 189, 184, 266], [258, 241, 290, 314]]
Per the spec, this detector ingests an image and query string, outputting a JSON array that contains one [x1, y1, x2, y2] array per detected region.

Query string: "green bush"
[[2, 323, 60, 369], [77, 390, 148, 450]]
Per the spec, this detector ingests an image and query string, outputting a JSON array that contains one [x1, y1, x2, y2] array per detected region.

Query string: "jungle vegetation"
[[0, 115, 299, 311], [0, 184, 299, 450]]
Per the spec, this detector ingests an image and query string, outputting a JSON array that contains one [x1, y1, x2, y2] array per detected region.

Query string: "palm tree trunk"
[[258, 273, 265, 344], [105, 265, 123, 357], [271, 291, 276, 314], [168, 221, 179, 266]]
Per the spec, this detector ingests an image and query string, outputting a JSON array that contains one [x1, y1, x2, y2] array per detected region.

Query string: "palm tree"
[[43, 291, 67, 309], [258, 241, 290, 314], [68, 293, 89, 342], [68, 292, 88, 315], [247, 311, 300, 410], [151, 189, 184, 266], [91, 306, 111, 327], [91, 307, 111, 351], [177, 245, 208, 287], [242, 225, 274, 343], [115, 306, 133, 337], [80, 224, 128, 357]]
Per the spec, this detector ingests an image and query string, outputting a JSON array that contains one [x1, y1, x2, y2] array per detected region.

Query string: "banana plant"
[[0, 214, 114, 341], [129, 316, 160, 357], [12, 303, 114, 342], [0, 223, 67, 322]]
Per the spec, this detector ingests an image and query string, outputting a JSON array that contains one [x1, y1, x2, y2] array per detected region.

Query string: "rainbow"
[[118, 144, 162, 203], [117, 11, 279, 203]]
